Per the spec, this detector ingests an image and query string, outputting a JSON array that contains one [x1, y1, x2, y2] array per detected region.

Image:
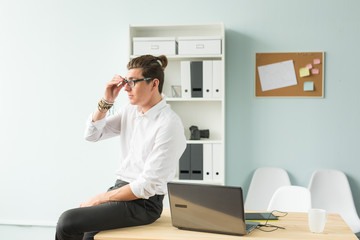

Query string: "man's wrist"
[[97, 106, 108, 113], [98, 98, 113, 112], [99, 192, 111, 204], [102, 98, 114, 104]]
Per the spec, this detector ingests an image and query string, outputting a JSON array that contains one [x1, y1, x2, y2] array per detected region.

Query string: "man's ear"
[[152, 78, 159, 89]]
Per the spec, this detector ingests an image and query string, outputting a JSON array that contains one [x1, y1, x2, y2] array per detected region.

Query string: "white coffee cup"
[[308, 208, 327, 233]]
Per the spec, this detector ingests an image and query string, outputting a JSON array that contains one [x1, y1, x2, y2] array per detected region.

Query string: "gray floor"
[[0, 225, 55, 240]]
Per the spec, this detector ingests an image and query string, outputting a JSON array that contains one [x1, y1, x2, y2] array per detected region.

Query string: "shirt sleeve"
[[84, 109, 123, 142], [129, 117, 186, 199]]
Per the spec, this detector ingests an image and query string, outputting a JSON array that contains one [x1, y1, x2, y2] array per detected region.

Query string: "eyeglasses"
[[124, 77, 153, 88]]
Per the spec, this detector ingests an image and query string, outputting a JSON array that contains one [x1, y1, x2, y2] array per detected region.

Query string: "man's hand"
[[79, 192, 108, 208], [103, 74, 126, 103], [79, 185, 138, 208]]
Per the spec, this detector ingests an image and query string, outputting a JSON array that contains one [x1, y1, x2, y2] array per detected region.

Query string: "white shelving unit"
[[129, 23, 225, 185]]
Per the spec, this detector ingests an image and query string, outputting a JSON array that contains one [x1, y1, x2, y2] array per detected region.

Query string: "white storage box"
[[133, 37, 177, 56], [178, 36, 222, 55]]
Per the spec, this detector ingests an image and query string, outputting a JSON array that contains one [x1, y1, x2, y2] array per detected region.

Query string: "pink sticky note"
[[306, 64, 313, 69], [311, 68, 319, 74], [313, 58, 321, 64]]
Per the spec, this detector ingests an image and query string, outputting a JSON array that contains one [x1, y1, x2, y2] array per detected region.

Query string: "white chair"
[[308, 169, 360, 233], [267, 186, 312, 212], [245, 167, 291, 211]]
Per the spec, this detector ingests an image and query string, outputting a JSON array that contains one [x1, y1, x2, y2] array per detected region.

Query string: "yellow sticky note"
[[299, 67, 310, 77]]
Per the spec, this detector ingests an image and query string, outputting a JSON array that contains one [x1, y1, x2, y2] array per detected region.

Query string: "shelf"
[[129, 23, 224, 30], [130, 54, 223, 61], [130, 23, 225, 186], [170, 179, 224, 185], [166, 97, 222, 102], [129, 23, 224, 39], [186, 139, 223, 144]]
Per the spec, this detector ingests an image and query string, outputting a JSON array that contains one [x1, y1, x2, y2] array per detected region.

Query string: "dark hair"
[[127, 55, 168, 93]]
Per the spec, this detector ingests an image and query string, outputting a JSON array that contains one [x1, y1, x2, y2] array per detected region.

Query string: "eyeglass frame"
[[124, 77, 154, 88]]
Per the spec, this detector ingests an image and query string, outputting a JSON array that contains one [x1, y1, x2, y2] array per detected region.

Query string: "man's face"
[[124, 68, 154, 107]]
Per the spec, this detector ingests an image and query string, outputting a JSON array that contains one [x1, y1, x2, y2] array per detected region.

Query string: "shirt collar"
[[136, 94, 167, 119]]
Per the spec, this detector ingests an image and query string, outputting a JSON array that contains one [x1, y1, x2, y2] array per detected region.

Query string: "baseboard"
[[0, 219, 56, 227]]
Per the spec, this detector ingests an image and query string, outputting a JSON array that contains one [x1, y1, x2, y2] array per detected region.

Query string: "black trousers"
[[55, 180, 164, 240]]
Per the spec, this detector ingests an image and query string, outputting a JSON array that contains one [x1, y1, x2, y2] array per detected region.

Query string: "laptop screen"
[[167, 182, 251, 236]]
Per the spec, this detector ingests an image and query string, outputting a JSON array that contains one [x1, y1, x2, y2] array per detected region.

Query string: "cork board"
[[255, 52, 324, 97]]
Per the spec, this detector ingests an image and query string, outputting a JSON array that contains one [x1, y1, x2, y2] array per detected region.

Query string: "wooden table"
[[95, 208, 358, 240]]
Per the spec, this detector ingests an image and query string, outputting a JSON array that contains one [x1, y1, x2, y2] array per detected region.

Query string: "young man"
[[56, 55, 186, 240]]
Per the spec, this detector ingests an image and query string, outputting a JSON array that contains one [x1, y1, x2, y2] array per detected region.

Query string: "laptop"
[[167, 182, 259, 236]]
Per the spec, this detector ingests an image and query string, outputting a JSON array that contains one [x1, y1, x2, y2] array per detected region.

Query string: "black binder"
[[190, 144, 203, 180], [179, 145, 191, 179], [179, 144, 203, 180], [190, 61, 203, 97]]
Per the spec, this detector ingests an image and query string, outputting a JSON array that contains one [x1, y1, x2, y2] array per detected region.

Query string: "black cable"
[[256, 224, 285, 232], [256, 210, 288, 232]]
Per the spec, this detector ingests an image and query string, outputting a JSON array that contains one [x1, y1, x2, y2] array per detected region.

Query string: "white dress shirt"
[[84, 97, 186, 199]]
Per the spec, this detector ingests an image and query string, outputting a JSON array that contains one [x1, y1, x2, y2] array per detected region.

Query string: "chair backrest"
[[267, 186, 312, 212], [245, 167, 291, 211], [308, 169, 360, 233]]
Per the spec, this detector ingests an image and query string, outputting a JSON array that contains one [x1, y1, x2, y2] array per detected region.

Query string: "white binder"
[[212, 60, 222, 98], [203, 61, 213, 99], [180, 61, 191, 98], [212, 143, 223, 181], [203, 143, 213, 180]]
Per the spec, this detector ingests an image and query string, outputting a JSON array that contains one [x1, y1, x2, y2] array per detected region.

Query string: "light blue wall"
[[223, 0, 360, 218], [1, 0, 359, 225]]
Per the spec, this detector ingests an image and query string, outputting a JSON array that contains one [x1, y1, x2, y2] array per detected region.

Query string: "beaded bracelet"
[[98, 98, 113, 111], [101, 98, 114, 105]]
